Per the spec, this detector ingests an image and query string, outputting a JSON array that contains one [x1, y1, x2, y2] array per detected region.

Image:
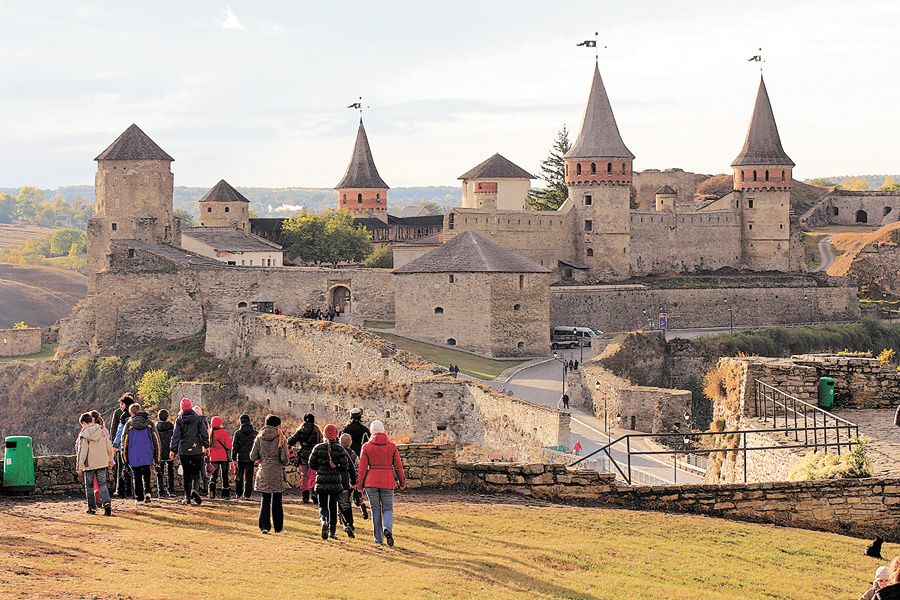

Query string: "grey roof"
[[183, 228, 282, 252], [200, 180, 250, 203], [95, 124, 174, 162], [393, 230, 550, 274], [565, 63, 634, 161], [120, 240, 223, 266], [458, 153, 534, 180], [335, 119, 390, 190], [656, 184, 676, 195], [397, 205, 434, 217], [559, 258, 589, 270], [387, 215, 444, 228], [732, 76, 794, 167], [353, 217, 391, 230]]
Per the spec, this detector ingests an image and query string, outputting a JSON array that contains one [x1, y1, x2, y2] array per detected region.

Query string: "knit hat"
[[324, 424, 339, 441], [265, 414, 281, 427], [239, 414, 250, 424], [370, 420, 385, 434], [304, 413, 315, 423], [180, 398, 192, 411], [210, 416, 223, 429], [339, 433, 352, 448], [876, 566, 890, 580], [350, 408, 362, 419]]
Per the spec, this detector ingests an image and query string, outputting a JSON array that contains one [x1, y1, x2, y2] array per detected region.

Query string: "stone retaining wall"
[[0, 327, 42, 357], [34, 455, 83, 495]]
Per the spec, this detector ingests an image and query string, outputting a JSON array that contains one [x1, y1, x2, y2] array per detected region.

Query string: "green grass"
[[364, 320, 395, 329], [0, 342, 57, 363], [373, 331, 524, 380], [801, 231, 827, 269], [0, 492, 883, 600], [807, 224, 882, 234]]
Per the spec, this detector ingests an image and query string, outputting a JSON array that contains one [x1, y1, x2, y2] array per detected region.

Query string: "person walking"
[[288, 414, 322, 504], [250, 414, 290, 535], [308, 424, 350, 539], [207, 416, 233, 499], [121, 403, 160, 505], [111, 393, 135, 498], [232, 414, 258, 500], [154, 409, 175, 497], [338, 433, 363, 534], [169, 398, 209, 506], [341, 408, 370, 458], [358, 420, 406, 547], [75, 412, 115, 516]]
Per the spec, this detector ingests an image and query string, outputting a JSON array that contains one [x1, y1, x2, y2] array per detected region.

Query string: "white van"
[[551, 326, 600, 349], [572, 326, 600, 347]]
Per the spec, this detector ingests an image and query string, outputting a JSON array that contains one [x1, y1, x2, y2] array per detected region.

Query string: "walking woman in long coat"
[[250, 414, 289, 534]]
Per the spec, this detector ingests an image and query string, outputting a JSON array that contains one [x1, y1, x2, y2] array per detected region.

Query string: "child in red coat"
[[208, 416, 233, 499]]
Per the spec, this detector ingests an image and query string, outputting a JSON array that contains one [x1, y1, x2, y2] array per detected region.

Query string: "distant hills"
[[0, 264, 87, 329]]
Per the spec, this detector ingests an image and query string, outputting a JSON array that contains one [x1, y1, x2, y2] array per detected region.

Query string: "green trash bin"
[[3, 436, 35, 494], [818, 377, 835, 409]]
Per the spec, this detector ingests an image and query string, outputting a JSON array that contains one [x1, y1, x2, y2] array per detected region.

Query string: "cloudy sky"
[[1, 1, 898, 190]]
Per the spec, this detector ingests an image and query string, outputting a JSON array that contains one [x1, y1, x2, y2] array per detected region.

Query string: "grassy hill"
[[0, 264, 86, 329], [0, 223, 61, 249]]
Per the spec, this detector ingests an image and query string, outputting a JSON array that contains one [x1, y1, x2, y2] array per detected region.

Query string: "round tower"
[[565, 62, 634, 280], [731, 76, 793, 272], [335, 119, 389, 222]]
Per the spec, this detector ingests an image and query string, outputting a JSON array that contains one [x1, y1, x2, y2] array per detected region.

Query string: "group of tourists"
[[302, 307, 339, 321], [75, 396, 406, 546]]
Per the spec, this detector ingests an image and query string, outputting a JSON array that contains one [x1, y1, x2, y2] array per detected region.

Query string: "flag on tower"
[[348, 102, 362, 109], [748, 55, 762, 62], [576, 40, 597, 47]]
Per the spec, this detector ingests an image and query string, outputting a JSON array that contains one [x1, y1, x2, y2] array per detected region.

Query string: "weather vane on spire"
[[347, 96, 368, 117], [748, 48, 764, 73], [576, 32, 605, 61]]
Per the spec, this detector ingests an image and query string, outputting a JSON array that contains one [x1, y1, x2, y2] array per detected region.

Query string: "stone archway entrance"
[[329, 285, 351, 314], [856, 210, 868, 224]]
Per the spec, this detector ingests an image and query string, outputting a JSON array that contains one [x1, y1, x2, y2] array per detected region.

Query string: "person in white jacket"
[[75, 412, 116, 516]]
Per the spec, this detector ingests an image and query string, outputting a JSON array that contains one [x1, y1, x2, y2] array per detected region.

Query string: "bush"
[[788, 436, 874, 480], [363, 245, 393, 269]]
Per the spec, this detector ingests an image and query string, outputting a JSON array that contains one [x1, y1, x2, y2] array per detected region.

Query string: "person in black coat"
[[341, 408, 370, 458], [169, 398, 210, 505], [308, 424, 349, 540], [288, 414, 322, 503], [231, 414, 258, 500], [154, 409, 175, 497]]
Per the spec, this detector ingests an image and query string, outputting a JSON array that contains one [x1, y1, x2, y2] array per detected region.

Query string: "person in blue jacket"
[[121, 403, 160, 505]]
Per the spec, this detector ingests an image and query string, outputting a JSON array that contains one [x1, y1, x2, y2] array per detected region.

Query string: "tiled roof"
[[458, 153, 534, 180], [565, 63, 634, 160], [393, 230, 550, 274], [388, 215, 444, 228], [656, 185, 676, 195], [249, 218, 285, 233], [200, 180, 250, 203], [335, 119, 389, 189], [353, 217, 391, 230], [732, 76, 794, 167], [120, 240, 223, 266], [95, 124, 174, 161], [183, 228, 282, 252]]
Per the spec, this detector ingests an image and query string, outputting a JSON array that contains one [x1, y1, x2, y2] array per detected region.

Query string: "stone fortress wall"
[[0, 327, 42, 357], [629, 209, 742, 275], [549, 276, 860, 334], [801, 189, 900, 228], [204, 312, 570, 454], [632, 168, 709, 210]]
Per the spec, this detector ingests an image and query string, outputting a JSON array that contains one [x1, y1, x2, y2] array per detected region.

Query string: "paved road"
[[488, 347, 704, 484], [811, 235, 836, 272]]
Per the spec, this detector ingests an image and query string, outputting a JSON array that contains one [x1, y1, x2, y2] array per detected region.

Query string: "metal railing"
[[754, 380, 859, 455]]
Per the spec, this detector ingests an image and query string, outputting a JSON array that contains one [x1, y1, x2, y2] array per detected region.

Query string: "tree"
[[281, 209, 373, 267], [174, 209, 197, 228], [0, 193, 16, 224], [527, 125, 571, 211], [807, 178, 838, 188], [363, 245, 393, 268], [841, 176, 869, 191], [136, 369, 174, 408], [15, 186, 45, 221], [880, 176, 900, 191], [417, 201, 443, 215], [22, 235, 50, 257], [50, 229, 86, 256]]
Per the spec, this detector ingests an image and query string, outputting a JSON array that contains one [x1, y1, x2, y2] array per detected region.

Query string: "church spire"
[[335, 119, 389, 190], [565, 62, 634, 161], [731, 76, 793, 167]]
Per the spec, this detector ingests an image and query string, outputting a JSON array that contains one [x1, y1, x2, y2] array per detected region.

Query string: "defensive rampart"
[[0, 327, 42, 357]]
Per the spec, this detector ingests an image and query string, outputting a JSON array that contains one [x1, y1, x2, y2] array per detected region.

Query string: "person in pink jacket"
[[357, 420, 406, 547], [207, 416, 233, 499]]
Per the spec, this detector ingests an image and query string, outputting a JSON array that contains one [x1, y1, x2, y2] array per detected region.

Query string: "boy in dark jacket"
[[308, 424, 349, 540], [231, 414, 258, 500], [154, 409, 175, 497], [170, 398, 209, 505], [338, 433, 362, 537], [288, 414, 322, 503], [341, 408, 370, 458]]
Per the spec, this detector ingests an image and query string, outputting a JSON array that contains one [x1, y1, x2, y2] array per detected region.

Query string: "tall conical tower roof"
[[565, 62, 634, 160], [200, 180, 250, 203], [95, 124, 174, 161], [335, 119, 389, 189], [732, 76, 794, 167]]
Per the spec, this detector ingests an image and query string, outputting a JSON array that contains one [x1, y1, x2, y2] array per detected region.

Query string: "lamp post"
[[576, 321, 583, 365], [552, 351, 566, 405], [724, 298, 733, 333], [595, 381, 607, 434], [683, 410, 692, 446], [803, 294, 813, 324]]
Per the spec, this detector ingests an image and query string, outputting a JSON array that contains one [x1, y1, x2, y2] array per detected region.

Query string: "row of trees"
[[0, 187, 93, 228], [281, 209, 373, 267], [0, 228, 88, 273], [807, 176, 900, 192]]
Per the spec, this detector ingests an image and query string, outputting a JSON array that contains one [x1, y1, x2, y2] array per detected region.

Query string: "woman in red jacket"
[[357, 420, 406, 547], [207, 416, 233, 499]]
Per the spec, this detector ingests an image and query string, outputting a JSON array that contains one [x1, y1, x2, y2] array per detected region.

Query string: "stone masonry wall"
[[0, 327, 42, 357], [550, 277, 859, 333], [33, 455, 83, 495], [629, 210, 742, 276]]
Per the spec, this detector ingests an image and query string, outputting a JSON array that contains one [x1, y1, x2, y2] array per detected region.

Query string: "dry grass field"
[[0, 490, 885, 600], [0, 263, 87, 328], [0, 223, 61, 249]]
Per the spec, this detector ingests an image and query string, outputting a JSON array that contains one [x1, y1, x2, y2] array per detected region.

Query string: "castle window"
[[753, 171, 758, 181], [127, 249, 135, 258], [513, 303, 521, 311], [765, 170, 769, 182], [237, 301, 247, 308], [748, 200, 754, 209], [376, 193, 380, 200], [591, 163, 596, 175], [587, 248, 594, 257], [343, 194, 346, 201], [782, 171, 786, 182], [886, 207, 893, 216], [449, 274, 454, 283], [111, 223, 117, 231], [741, 171, 745, 182], [434, 307, 444, 314], [748, 224, 753, 230], [584, 195, 592, 206], [576, 164, 582, 176], [607, 162, 612, 174], [565, 164, 568, 176], [517, 342, 525, 349], [207, 207, 212, 213], [357, 194, 362, 203], [519, 274, 524, 289], [833, 207, 839, 216], [447, 338, 456, 346], [225, 206, 230, 212], [622, 163, 627, 175], [584, 219, 593, 232], [436, 392, 444, 399]]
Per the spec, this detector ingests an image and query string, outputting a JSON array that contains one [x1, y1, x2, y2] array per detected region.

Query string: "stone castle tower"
[[732, 76, 793, 271], [565, 62, 634, 279], [335, 119, 389, 221], [198, 179, 250, 233], [87, 124, 180, 272]]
